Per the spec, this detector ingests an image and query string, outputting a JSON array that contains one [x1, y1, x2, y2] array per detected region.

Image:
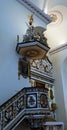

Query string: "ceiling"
[[29, 0, 67, 49], [29, 0, 67, 13]]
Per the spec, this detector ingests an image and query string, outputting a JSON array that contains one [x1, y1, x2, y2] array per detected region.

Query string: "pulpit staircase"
[[0, 87, 52, 130]]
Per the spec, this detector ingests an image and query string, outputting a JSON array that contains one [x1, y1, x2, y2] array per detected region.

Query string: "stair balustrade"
[[0, 87, 50, 130]]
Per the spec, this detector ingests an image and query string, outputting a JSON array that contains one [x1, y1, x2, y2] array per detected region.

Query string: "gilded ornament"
[[51, 103, 57, 111], [50, 89, 54, 100]]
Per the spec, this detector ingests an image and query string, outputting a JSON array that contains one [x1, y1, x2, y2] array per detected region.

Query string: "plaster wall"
[[62, 57, 67, 118], [50, 46, 67, 130], [0, 0, 46, 105]]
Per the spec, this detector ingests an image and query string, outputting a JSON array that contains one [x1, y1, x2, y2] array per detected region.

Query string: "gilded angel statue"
[[27, 14, 34, 25]]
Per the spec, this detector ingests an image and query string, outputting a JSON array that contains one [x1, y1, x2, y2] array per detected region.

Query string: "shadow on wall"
[[14, 119, 30, 130], [14, 119, 45, 130]]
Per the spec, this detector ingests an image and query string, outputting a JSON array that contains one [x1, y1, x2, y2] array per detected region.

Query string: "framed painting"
[[26, 93, 37, 108], [40, 94, 48, 108]]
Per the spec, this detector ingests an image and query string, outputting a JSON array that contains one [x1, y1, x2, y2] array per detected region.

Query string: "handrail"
[[0, 87, 50, 130]]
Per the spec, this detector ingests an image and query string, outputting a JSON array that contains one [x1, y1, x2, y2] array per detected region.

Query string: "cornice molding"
[[49, 43, 67, 55], [31, 68, 54, 85], [17, 0, 52, 24]]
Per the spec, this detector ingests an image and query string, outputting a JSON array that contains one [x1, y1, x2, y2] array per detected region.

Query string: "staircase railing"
[[0, 87, 50, 130]]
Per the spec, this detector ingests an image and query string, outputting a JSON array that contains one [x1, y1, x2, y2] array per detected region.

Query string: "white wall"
[[0, 0, 46, 105], [62, 57, 67, 118], [50, 46, 67, 130]]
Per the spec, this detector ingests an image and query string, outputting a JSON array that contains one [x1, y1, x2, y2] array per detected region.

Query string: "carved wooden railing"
[[0, 87, 50, 130]]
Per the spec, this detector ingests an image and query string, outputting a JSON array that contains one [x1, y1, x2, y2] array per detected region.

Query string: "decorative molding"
[[31, 68, 54, 85], [43, 122, 64, 130], [48, 10, 63, 27], [16, 41, 50, 59], [31, 58, 53, 73], [16, 0, 52, 24], [49, 43, 67, 55]]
